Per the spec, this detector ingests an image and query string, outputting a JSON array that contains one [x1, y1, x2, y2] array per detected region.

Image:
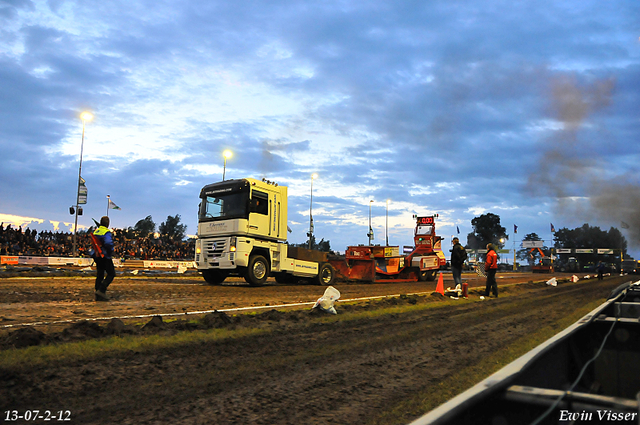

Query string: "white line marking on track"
[[1, 291, 436, 329]]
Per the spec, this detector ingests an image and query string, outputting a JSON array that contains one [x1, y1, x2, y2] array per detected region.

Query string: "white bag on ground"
[[571, 275, 579, 283], [312, 286, 340, 314], [546, 277, 557, 286], [445, 284, 462, 298]]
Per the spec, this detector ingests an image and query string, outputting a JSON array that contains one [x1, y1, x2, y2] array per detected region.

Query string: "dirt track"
[[0, 271, 559, 328], [0, 272, 633, 424]]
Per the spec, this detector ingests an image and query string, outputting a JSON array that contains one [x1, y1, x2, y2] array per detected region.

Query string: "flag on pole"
[[550, 223, 555, 233], [78, 177, 88, 205], [108, 198, 121, 210], [514, 224, 518, 234], [621, 221, 630, 229]]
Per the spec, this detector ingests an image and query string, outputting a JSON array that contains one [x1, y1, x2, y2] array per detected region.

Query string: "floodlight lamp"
[[80, 112, 93, 121], [223, 150, 233, 159]]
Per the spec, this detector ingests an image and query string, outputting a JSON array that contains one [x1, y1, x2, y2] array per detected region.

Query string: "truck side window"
[[250, 190, 269, 215]]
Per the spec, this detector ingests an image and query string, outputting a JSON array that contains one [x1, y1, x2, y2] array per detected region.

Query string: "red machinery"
[[530, 248, 554, 273], [329, 215, 447, 283]]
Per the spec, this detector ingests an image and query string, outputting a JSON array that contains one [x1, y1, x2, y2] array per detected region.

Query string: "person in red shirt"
[[484, 243, 499, 297]]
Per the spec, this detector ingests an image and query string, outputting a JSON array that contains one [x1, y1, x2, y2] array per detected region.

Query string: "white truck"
[[195, 178, 335, 286]]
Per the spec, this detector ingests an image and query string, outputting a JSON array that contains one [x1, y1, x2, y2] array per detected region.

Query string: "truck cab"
[[195, 178, 334, 286]]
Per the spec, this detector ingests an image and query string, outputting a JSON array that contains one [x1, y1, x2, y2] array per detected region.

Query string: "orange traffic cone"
[[435, 272, 445, 295]]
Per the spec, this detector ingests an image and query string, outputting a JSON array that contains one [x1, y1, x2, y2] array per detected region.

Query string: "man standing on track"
[[91, 216, 116, 301], [450, 237, 467, 289], [483, 243, 499, 298]]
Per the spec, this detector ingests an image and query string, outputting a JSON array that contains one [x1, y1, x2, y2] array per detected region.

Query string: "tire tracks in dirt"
[[0, 277, 632, 425]]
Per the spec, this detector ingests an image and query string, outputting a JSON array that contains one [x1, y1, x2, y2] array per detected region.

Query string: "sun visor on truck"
[[200, 180, 249, 198]]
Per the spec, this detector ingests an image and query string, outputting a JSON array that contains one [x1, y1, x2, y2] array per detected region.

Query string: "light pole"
[[308, 173, 318, 249], [72, 111, 93, 257], [368, 200, 374, 246], [222, 150, 233, 181], [106, 194, 111, 217], [385, 199, 390, 246]]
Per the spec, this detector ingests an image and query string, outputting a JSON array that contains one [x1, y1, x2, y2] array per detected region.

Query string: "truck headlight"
[[230, 236, 237, 252]]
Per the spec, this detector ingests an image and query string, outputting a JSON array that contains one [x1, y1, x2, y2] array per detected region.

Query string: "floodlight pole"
[[385, 199, 390, 246], [368, 200, 374, 246], [308, 173, 317, 249], [72, 115, 89, 257]]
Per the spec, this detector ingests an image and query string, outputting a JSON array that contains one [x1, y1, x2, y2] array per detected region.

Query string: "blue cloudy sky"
[[1, 0, 639, 257]]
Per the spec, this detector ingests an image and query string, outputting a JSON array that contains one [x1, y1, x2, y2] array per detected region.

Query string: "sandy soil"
[[0, 271, 632, 424]]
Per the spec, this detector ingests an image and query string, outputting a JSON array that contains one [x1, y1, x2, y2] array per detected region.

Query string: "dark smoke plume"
[[526, 74, 640, 246]]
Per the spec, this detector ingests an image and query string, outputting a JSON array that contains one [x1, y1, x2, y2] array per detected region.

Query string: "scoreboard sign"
[[417, 216, 435, 225]]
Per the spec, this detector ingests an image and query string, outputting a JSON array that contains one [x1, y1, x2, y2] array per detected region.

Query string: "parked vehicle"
[[195, 178, 446, 285]]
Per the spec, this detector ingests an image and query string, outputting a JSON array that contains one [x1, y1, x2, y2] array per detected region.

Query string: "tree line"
[[465, 213, 629, 266], [117, 214, 188, 242]]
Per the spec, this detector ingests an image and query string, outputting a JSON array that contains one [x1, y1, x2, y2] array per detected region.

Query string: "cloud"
[[1, 0, 639, 257]]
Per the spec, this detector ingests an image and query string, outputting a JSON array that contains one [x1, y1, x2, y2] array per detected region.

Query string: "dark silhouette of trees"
[[466, 213, 507, 249], [159, 214, 187, 242], [133, 215, 156, 238]]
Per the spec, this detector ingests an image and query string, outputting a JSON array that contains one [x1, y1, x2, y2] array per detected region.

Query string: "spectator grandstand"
[[0, 223, 195, 261]]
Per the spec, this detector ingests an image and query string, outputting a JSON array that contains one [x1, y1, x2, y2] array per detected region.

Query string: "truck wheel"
[[202, 269, 228, 285], [314, 263, 335, 286], [245, 255, 269, 286], [418, 270, 429, 281], [424, 270, 437, 281]]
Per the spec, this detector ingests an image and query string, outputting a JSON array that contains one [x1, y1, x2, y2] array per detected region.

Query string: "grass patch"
[[367, 298, 607, 425], [0, 327, 267, 370]]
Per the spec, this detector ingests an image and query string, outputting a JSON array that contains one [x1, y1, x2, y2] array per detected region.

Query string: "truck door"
[[248, 189, 270, 236]]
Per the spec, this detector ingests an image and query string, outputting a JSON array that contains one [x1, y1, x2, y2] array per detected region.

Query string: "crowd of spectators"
[[0, 223, 195, 261]]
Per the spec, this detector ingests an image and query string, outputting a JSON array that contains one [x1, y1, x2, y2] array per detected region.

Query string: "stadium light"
[[222, 150, 233, 181]]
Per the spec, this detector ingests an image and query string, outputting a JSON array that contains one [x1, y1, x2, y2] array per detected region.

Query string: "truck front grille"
[[203, 238, 227, 259]]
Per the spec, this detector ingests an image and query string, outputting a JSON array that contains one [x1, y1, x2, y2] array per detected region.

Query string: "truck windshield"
[[415, 225, 433, 235], [199, 192, 248, 221]]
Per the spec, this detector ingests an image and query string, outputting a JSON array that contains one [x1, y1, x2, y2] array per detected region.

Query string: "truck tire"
[[418, 270, 429, 282], [245, 254, 270, 286], [314, 263, 335, 286], [420, 270, 437, 281], [202, 269, 228, 285]]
